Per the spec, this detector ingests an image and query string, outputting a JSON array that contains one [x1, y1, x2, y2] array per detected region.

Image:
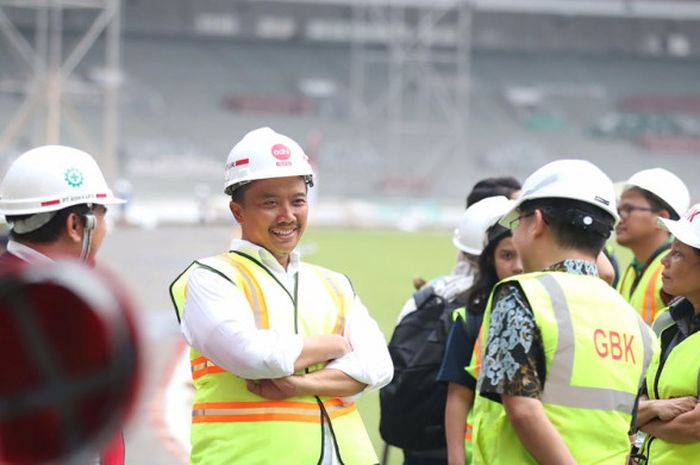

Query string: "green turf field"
[[301, 228, 456, 465]]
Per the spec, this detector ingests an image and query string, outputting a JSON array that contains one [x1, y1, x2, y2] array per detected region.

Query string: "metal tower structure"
[[0, 0, 121, 179], [350, 0, 472, 195]]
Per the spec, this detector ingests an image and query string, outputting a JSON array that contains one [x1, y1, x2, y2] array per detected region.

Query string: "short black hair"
[[467, 177, 521, 208], [632, 187, 680, 220], [229, 183, 252, 205], [7, 204, 91, 244], [519, 198, 615, 257]]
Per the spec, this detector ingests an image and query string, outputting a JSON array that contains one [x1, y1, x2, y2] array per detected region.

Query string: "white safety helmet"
[[658, 203, 700, 250], [0, 145, 124, 260], [0, 145, 124, 217], [224, 127, 314, 196], [622, 168, 690, 219], [499, 159, 619, 229], [453, 196, 515, 255]]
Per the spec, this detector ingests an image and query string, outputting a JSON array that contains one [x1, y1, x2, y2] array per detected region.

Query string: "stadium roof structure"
[[265, 0, 700, 20]]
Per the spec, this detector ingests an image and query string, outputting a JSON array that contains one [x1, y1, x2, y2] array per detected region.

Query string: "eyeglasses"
[[508, 211, 535, 230], [617, 204, 657, 219]]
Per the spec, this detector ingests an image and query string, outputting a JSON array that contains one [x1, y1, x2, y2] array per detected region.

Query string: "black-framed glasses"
[[509, 211, 535, 230], [617, 204, 656, 219]]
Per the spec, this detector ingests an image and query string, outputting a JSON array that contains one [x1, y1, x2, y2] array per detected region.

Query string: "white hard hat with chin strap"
[[224, 127, 314, 196], [0, 145, 124, 262]]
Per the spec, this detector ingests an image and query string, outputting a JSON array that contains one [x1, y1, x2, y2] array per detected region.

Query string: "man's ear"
[[65, 212, 83, 243], [230, 201, 244, 224], [530, 209, 548, 238]]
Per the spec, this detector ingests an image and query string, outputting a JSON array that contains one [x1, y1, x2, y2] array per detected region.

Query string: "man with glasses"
[[615, 168, 690, 325], [469, 159, 657, 465]]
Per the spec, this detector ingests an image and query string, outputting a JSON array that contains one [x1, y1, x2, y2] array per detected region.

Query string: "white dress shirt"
[[180, 240, 393, 464]]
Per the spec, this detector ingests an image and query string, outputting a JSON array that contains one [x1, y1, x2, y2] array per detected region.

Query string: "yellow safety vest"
[[450, 307, 475, 464], [617, 250, 669, 325], [169, 250, 378, 465], [471, 271, 656, 465], [642, 321, 700, 464]]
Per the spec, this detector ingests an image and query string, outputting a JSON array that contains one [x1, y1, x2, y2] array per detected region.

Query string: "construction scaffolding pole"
[[0, 0, 122, 180], [350, 0, 473, 195]]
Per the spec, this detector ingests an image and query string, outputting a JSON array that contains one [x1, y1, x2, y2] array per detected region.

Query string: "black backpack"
[[379, 285, 459, 451]]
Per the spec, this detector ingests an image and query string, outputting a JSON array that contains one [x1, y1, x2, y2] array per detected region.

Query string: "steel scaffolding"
[[350, 0, 472, 194], [0, 0, 121, 179]]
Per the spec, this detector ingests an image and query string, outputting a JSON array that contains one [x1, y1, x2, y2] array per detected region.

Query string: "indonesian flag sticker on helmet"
[[0, 145, 125, 216], [224, 127, 314, 195]]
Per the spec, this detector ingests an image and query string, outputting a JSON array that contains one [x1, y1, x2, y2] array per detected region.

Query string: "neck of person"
[[687, 294, 700, 316], [629, 232, 669, 265], [530, 243, 596, 273], [15, 237, 79, 261]]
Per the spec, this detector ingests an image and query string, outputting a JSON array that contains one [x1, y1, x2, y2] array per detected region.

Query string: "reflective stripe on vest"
[[208, 254, 269, 329], [617, 250, 668, 325], [192, 399, 357, 423], [538, 274, 654, 412]]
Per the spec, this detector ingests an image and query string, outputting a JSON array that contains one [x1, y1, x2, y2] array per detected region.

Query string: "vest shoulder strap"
[[169, 253, 259, 325]]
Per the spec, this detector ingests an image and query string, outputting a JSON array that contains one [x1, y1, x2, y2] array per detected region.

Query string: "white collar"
[[6, 239, 54, 265], [229, 239, 300, 276]]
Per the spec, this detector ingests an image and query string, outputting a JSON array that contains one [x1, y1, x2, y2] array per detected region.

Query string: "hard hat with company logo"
[[224, 127, 314, 195], [0, 145, 124, 217], [499, 159, 619, 229], [623, 168, 690, 219], [658, 203, 700, 249], [453, 196, 515, 255]]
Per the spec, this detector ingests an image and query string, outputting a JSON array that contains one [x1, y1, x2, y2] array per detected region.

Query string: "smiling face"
[[661, 239, 700, 302], [230, 176, 308, 268]]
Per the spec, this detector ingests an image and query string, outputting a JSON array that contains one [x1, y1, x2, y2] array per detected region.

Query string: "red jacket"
[[0, 250, 126, 465]]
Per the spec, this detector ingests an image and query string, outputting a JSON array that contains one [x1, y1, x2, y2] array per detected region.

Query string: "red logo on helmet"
[[687, 209, 700, 223], [271, 144, 291, 161]]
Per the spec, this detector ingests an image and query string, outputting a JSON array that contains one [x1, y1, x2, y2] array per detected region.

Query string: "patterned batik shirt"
[[478, 259, 599, 402]]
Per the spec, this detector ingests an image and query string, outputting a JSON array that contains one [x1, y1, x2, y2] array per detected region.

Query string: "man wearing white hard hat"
[[170, 127, 392, 465], [469, 159, 657, 465], [615, 168, 690, 325], [0, 145, 128, 465]]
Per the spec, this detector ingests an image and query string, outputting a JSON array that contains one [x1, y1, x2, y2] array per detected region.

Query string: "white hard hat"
[[224, 127, 314, 195], [623, 168, 690, 219], [453, 196, 515, 255], [658, 203, 700, 249], [0, 145, 124, 216], [499, 159, 619, 229]]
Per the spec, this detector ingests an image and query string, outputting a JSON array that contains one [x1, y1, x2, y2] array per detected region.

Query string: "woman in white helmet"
[[0, 145, 124, 267], [634, 203, 700, 465]]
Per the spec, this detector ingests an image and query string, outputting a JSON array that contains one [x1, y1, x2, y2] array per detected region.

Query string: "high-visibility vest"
[[169, 250, 378, 465], [471, 271, 657, 465], [617, 249, 669, 325], [450, 307, 476, 464], [642, 316, 700, 464]]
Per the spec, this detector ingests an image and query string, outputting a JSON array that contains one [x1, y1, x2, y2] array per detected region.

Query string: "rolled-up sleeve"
[[326, 295, 393, 400], [181, 267, 304, 380]]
